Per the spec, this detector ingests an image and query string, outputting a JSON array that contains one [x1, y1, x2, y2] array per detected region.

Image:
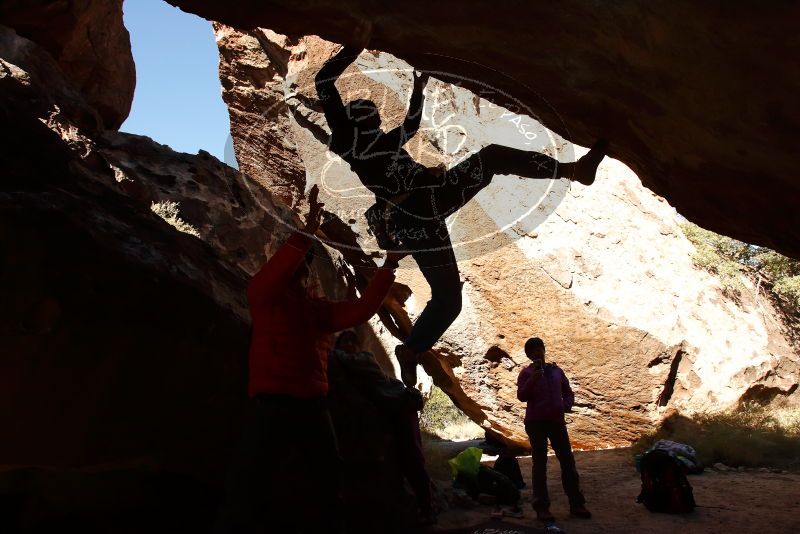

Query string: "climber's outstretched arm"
[[321, 251, 405, 332], [315, 45, 361, 148], [388, 71, 428, 146], [246, 185, 323, 307]]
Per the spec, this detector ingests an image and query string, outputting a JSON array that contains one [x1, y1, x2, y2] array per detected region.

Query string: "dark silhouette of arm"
[[315, 45, 361, 152], [516, 365, 541, 401], [247, 232, 311, 307], [560, 368, 575, 412], [387, 72, 427, 146], [321, 267, 395, 332]]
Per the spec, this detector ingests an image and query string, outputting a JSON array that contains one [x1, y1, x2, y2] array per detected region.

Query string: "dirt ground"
[[430, 445, 800, 533]]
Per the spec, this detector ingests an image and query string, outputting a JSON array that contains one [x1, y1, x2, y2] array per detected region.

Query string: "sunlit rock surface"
[[214, 28, 800, 448], [170, 0, 800, 259]]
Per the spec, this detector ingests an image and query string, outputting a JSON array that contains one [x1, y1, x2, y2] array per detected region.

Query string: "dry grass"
[[420, 386, 483, 442], [150, 200, 200, 237], [420, 387, 484, 481], [634, 404, 800, 470], [434, 421, 484, 442]]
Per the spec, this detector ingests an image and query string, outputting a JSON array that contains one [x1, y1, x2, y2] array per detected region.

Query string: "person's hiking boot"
[[535, 508, 555, 522], [569, 504, 592, 519], [395, 344, 418, 387], [570, 139, 608, 186]]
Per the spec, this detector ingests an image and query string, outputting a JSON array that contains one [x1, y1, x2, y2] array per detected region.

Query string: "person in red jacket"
[[217, 185, 404, 534], [517, 337, 590, 522]]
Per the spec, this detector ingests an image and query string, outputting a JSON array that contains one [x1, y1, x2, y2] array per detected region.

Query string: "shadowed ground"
[[426, 444, 800, 533]]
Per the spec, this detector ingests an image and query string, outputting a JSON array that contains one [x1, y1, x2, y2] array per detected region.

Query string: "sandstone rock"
[[0, 0, 135, 129], [0, 189, 250, 475], [1, 28, 421, 532], [2, 4, 798, 529], [168, 0, 800, 259], [0, 40, 252, 475], [214, 25, 307, 208], [0, 21, 248, 496], [0, 24, 102, 131], [212, 29, 800, 449], [3, 0, 796, 467]]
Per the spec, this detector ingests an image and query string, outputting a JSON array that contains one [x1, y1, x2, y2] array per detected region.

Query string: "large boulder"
[[169, 0, 800, 259], [212, 28, 800, 449], [0, 26, 252, 482], [1, 25, 407, 531], [0, 60, 249, 534], [0, 28, 241, 532], [0, 0, 135, 129], [215, 25, 307, 208]]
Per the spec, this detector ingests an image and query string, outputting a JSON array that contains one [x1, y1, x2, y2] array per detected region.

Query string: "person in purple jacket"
[[517, 337, 591, 522]]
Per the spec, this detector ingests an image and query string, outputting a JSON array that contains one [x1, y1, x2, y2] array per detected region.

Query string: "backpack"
[[637, 449, 696, 513], [647, 439, 704, 474], [494, 454, 526, 490]]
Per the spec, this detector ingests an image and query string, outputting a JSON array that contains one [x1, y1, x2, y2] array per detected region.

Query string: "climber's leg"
[[435, 139, 608, 216], [393, 218, 462, 386]]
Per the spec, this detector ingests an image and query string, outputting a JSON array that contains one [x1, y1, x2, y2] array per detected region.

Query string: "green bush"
[[680, 222, 800, 312], [420, 386, 481, 441], [756, 250, 800, 280], [634, 404, 800, 469], [774, 275, 800, 308], [680, 222, 747, 296]]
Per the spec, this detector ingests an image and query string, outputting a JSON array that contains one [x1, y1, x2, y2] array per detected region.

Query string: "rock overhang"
[[166, 0, 800, 258]]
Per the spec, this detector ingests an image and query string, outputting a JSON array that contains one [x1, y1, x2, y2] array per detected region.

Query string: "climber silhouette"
[[315, 36, 608, 387]]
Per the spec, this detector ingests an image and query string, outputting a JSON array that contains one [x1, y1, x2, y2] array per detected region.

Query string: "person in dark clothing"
[[517, 337, 591, 522], [216, 185, 405, 534], [330, 330, 436, 526], [316, 37, 608, 387]]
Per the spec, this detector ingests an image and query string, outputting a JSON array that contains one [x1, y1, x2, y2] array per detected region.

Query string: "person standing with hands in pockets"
[[517, 337, 591, 523]]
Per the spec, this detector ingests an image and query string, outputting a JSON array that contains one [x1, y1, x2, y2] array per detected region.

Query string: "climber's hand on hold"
[[304, 184, 324, 236], [414, 70, 430, 89]]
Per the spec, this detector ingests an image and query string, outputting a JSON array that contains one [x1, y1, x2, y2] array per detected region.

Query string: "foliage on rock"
[[150, 200, 201, 237], [681, 221, 800, 311], [420, 386, 481, 441]]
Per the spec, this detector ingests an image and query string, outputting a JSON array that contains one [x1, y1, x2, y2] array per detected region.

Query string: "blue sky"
[[121, 0, 230, 162]]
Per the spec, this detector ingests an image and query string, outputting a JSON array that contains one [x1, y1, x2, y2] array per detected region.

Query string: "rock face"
[[215, 25, 307, 207], [0, 22, 255, 481], [213, 28, 800, 449], [0, 27, 258, 533], [3, 0, 793, 454], [1, 16, 407, 531], [170, 0, 800, 260], [2, 2, 798, 529], [0, 0, 135, 129]]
